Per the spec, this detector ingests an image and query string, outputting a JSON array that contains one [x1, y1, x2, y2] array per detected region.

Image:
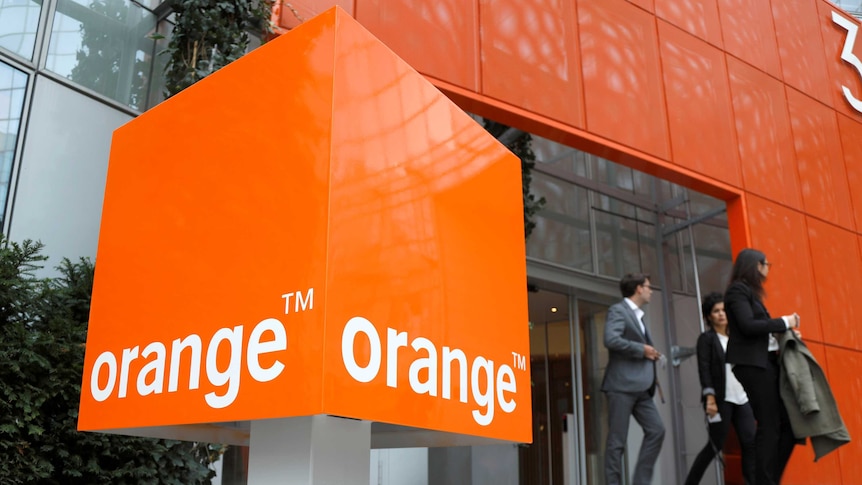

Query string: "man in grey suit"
[[602, 273, 665, 485]]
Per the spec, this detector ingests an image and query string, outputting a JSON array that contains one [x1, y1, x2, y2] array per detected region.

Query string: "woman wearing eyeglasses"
[[684, 292, 755, 485], [724, 248, 800, 485]]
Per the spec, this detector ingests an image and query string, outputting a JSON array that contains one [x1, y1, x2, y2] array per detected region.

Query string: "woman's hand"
[[705, 396, 718, 417]]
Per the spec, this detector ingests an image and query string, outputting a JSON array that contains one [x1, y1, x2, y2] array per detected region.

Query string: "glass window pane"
[[0, 61, 27, 226], [533, 136, 588, 177], [0, 0, 42, 59], [594, 207, 651, 277], [831, 0, 862, 15], [46, 0, 156, 110], [693, 222, 732, 294], [527, 171, 593, 272]]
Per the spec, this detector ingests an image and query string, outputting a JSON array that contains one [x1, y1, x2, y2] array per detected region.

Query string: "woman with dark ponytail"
[[724, 248, 800, 485]]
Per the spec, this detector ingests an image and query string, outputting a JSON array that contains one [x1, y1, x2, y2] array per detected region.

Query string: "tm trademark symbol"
[[511, 351, 527, 371], [282, 288, 314, 314]]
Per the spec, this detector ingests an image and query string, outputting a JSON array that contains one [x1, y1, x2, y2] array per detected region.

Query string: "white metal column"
[[247, 415, 371, 485]]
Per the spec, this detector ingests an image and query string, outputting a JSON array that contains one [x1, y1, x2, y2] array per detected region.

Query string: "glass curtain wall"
[[0, 62, 27, 227], [46, 0, 162, 110], [0, 0, 42, 59], [525, 134, 729, 294], [0, 0, 173, 224], [831, 0, 862, 17]]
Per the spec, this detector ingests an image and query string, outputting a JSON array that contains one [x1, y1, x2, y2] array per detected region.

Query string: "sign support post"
[[247, 415, 371, 484]]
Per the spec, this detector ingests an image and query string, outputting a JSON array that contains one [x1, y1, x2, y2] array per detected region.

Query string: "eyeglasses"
[[761, 261, 772, 267]]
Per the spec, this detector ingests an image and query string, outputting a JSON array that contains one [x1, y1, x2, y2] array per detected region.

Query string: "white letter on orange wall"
[[386, 328, 407, 388], [471, 357, 495, 426], [169, 334, 202, 392], [496, 364, 517, 413], [137, 342, 166, 396], [247, 318, 287, 382], [409, 337, 438, 396], [342, 317, 381, 383], [91, 351, 117, 402], [204, 326, 243, 409]]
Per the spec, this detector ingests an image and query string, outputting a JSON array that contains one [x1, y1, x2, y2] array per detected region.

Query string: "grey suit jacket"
[[601, 300, 656, 393]]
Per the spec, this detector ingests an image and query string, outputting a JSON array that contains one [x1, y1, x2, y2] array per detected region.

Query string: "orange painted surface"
[[717, 0, 781, 79], [787, 88, 854, 229], [806, 219, 862, 352], [655, 0, 723, 48], [839, 114, 862, 231], [80, 7, 531, 444], [356, 0, 480, 91], [658, 20, 740, 186], [773, 0, 833, 106], [578, 0, 670, 160], [627, 0, 654, 13], [479, 0, 584, 129], [274, 0, 354, 30], [261, 0, 862, 480], [826, 346, 862, 480], [728, 58, 801, 210], [746, 196, 821, 344]]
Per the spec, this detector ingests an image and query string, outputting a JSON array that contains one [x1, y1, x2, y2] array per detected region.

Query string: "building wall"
[[8, 76, 132, 274], [277, 0, 862, 483]]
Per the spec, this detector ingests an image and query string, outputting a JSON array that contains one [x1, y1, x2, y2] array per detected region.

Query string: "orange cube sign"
[[78, 7, 531, 443]]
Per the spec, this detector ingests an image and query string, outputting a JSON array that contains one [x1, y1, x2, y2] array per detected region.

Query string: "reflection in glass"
[[580, 299, 610, 485], [0, 62, 27, 225], [527, 171, 593, 271], [594, 199, 656, 277], [0, 0, 42, 59], [831, 0, 862, 16], [522, 288, 574, 485], [46, 0, 156, 110]]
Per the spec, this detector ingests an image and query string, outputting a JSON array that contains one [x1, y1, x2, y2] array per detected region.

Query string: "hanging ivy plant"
[[163, 0, 273, 97], [483, 120, 546, 239]]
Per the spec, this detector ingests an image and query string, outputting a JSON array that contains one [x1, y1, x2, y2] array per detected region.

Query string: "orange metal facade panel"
[[658, 20, 741, 186], [626, 0, 654, 13], [717, 0, 782, 79], [772, 0, 833, 107], [655, 0, 723, 48], [824, 345, 862, 482], [727, 58, 801, 209], [745, 196, 821, 344], [806, 218, 862, 351], [276, 0, 355, 30], [479, 0, 585, 128], [578, 0, 670, 159], [817, 1, 862, 121], [838, 114, 862, 231], [80, 7, 531, 444], [787, 88, 855, 230], [355, 0, 479, 91]]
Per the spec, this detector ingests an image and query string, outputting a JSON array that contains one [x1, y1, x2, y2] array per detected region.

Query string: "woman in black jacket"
[[684, 292, 755, 485], [725, 248, 800, 485]]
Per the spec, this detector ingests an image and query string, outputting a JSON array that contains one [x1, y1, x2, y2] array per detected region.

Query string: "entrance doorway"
[[520, 287, 619, 485]]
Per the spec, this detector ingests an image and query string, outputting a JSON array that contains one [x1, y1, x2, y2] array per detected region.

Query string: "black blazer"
[[725, 281, 788, 368], [696, 329, 725, 403]]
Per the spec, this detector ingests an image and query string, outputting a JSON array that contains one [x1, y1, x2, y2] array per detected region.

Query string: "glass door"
[[520, 288, 575, 485], [578, 298, 613, 485]]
